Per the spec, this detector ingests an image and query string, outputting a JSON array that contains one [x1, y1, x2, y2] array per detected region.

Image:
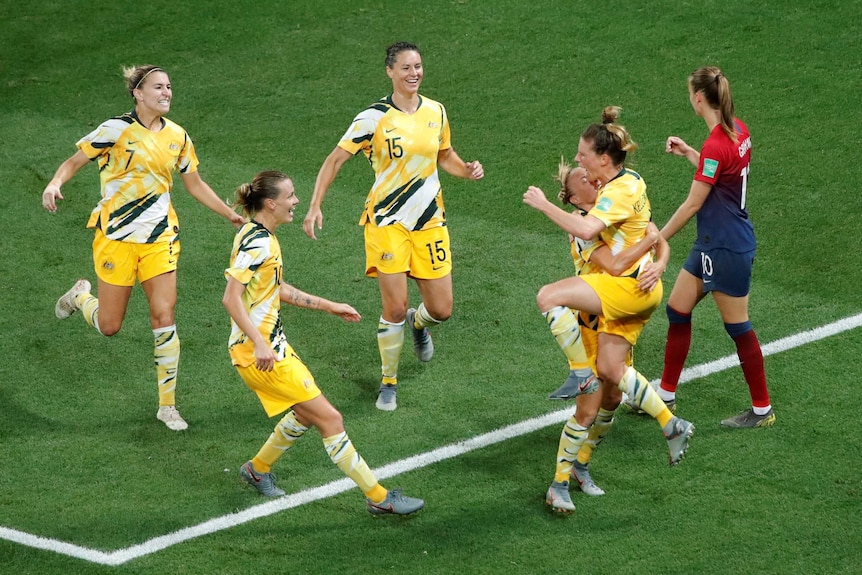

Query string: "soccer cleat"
[[156, 405, 188, 431], [406, 308, 434, 362], [367, 489, 424, 515], [545, 480, 575, 514], [721, 408, 776, 428], [375, 384, 397, 412], [240, 460, 285, 497], [571, 462, 605, 496], [664, 416, 695, 466], [548, 369, 598, 400], [55, 278, 91, 319]]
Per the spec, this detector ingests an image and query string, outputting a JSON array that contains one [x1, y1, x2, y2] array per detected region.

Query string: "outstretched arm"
[[523, 186, 605, 240], [304, 146, 353, 240], [181, 170, 245, 228], [280, 282, 361, 322], [42, 150, 90, 212]]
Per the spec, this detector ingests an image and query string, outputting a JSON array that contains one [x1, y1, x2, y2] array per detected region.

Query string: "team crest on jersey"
[[381, 252, 394, 261], [428, 122, 438, 128], [702, 158, 719, 178], [169, 142, 179, 151], [102, 260, 114, 271]]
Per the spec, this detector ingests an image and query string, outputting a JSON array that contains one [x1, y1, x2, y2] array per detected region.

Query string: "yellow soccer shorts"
[[580, 274, 663, 346], [234, 345, 322, 418], [92, 228, 180, 286], [363, 222, 451, 279]]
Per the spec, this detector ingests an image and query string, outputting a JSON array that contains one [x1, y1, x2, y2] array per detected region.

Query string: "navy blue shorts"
[[683, 247, 755, 297]]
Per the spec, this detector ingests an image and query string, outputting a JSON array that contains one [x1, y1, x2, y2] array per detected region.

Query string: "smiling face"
[[386, 49, 423, 97], [133, 70, 172, 116], [268, 178, 299, 226]]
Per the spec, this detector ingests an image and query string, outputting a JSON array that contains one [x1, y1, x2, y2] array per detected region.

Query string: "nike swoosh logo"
[[385, 128, 396, 134], [127, 140, 138, 145]]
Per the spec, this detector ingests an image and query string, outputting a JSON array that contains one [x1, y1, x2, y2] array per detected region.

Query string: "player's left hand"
[[638, 261, 665, 292], [465, 161, 484, 180], [330, 303, 361, 323]]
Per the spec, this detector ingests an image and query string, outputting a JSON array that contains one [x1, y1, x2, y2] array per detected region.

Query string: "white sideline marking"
[[3, 312, 861, 565]]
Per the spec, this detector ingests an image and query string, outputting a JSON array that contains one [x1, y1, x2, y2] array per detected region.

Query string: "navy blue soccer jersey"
[[693, 119, 756, 252]]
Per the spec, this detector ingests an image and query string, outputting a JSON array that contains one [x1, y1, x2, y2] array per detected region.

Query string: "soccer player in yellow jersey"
[[524, 107, 695, 513], [223, 170, 423, 515], [549, 161, 669, 498], [42, 65, 244, 431], [304, 41, 484, 412]]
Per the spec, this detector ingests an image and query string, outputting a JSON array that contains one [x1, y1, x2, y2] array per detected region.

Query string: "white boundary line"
[[3, 312, 861, 566]]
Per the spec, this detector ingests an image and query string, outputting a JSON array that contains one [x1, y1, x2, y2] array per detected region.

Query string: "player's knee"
[[98, 321, 122, 337], [575, 405, 599, 427], [430, 306, 452, 322], [536, 286, 554, 312], [320, 409, 344, 436]]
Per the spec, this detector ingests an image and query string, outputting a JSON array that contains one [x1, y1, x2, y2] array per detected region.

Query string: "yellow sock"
[[545, 306, 590, 370], [252, 411, 309, 473], [554, 415, 589, 483], [78, 293, 103, 334], [576, 408, 615, 465], [366, 484, 388, 504], [322, 432, 379, 494], [377, 318, 404, 383], [414, 303, 442, 328], [617, 367, 674, 428], [153, 325, 180, 407]]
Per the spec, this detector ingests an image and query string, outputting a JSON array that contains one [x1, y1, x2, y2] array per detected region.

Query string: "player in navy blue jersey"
[[656, 66, 774, 428]]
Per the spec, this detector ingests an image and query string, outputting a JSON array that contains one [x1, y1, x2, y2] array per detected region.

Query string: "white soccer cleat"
[[157, 405, 188, 431], [55, 279, 91, 319]]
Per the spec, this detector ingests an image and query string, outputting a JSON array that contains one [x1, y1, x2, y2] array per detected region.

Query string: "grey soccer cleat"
[[375, 384, 398, 412], [367, 489, 424, 515], [548, 368, 598, 400], [545, 480, 575, 514], [406, 308, 434, 362], [664, 416, 695, 466], [240, 460, 285, 497], [571, 462, 605, 496], [721, 408, 776, 428]]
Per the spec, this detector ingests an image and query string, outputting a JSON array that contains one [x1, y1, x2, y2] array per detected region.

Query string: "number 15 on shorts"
[[426, 240, 447, 271]]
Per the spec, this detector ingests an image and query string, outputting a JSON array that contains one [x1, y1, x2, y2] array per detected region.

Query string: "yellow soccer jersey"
[[337, 95, 452, 231], [588, 169, 652, 277], [225, 222, 289, 368], [77, 112, 199, 243], [570, 208, 602, 276]]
